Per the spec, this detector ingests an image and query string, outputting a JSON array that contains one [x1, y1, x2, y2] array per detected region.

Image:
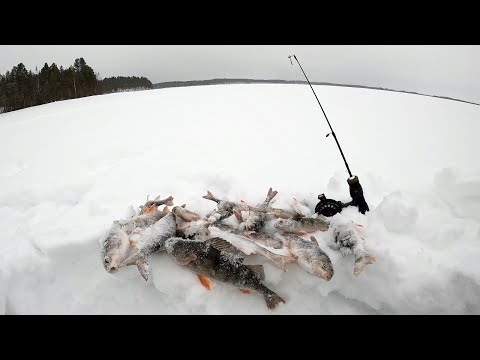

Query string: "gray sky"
[[0, 45, 479, 103]]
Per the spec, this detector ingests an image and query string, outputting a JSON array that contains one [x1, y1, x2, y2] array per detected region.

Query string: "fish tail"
[[263, 187, 278, 206], [353, 252, 376, 277], [233, 210, 244, 223], [266, 252, 296, 271], [263, 289, 286, 310], [203, 191, 219, 203], [165, 196, 174, 207]]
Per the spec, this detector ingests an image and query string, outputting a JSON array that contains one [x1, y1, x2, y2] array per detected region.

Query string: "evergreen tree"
[[0, 58, 153, 114]]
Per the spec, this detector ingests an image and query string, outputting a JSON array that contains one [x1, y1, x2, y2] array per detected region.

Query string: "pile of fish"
[[100, 189, 376, 310]]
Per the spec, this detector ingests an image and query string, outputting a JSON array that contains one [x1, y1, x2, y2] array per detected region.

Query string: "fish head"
[[311, 257, 334, 281], [103, 254, 122, 273], [165, 237, 198, 266], [274, 219, 294, 231], [101, 226, 128, 273]]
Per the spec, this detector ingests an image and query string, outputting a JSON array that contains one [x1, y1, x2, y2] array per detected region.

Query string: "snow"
[[1, 84, 480, 314]]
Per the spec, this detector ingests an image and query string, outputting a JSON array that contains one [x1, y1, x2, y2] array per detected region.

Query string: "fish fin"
[[165, 196, 174, 206], [197, 274, 212, 290], [233, 210, 244, 223], [163, 206, 169, 213], [353, 253, 376, 277], [264, 292, 286, 310], [265, 187, 278, 204], [351, 220, 364, 228], [154, 195, 161, 200], [246, 265, 265, 280], [297, 231, 308, 236], [136, 257, 149, 281], [239, 289, 251, 294], [181, 204, 186, 208], [267, 252, 296, 271], [203, 191, 214, 200], [121, 251, 141, 266], [175, 253, 197, 266], [207, 237, 244, 258], [143, 204, 156, 214]]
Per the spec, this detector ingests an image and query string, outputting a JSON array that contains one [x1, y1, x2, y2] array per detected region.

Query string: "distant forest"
[[0, 58, 153, 114], [153, 79, 479, 106]]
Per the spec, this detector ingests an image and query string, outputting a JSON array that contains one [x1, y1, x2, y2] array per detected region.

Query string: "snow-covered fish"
[[264, 207, 302, 220], [101, 197, 172, 274], [242, 188, 278, 231], [327, 214, 375, 277], [138, 195, 174, 215], [288, 198, 312, 218], [209, 225, 295, 271], [203, 191, 248, 223], [274, 216, 330, 235], [176, 220, 211, 239], [165, 237, 286, 310], [118, 195, 174, 234], [121, 212, 177, 280], [172, 204, 201, 222], [214, 222, 284, 249], [100, 222, 132, 274], [283, 234, 334, 281]]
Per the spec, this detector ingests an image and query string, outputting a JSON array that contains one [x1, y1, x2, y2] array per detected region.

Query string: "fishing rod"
[[289, 54, 369, 216]]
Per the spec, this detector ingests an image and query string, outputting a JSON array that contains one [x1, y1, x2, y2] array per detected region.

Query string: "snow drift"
[[1, 84, 480, 314]]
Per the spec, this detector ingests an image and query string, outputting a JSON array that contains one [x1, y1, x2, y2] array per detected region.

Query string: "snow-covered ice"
[[1, 84, 479, 314]]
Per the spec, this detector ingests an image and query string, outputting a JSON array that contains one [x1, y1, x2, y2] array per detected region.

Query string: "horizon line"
[[152, 78, 480, 107]]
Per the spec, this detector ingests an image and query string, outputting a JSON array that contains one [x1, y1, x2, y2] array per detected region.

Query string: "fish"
[[264, 207, 302, 220], [213, 222, 284, 249], [165, 237, 286, 310], [283, 234, 334, 281], [242, 188, 278, 231], [172, 204, 201, 222], [176, 220, 211, 239], [274, 216, 330, 235], [139, 195, 174, 214], [100, 196, 174, 275], [117, 195, 174, 234], [288, 198, 312, 218], [100, 222, 133, 274], [121, 212, 178, 280], [209, 225, 295, 271], [243, 211, 267, 231], [203, 191, 248, 224], [327, 213, 376, 277]]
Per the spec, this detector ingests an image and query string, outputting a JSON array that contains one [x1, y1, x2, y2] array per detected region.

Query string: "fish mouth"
[[315, 266, 334, 281], [108, 266, 119, 273], [323, 272, 333, 281]]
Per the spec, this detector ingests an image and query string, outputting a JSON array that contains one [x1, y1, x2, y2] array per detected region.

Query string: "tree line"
[[0, 58, 153, 114]]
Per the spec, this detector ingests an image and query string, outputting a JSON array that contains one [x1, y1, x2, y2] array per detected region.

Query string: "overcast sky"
[[0, 45, 478, 103]]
